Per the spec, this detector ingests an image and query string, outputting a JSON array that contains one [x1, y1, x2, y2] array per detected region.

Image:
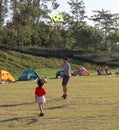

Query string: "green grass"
[[1, 49, 119, 80], [0, 75, 119, 130], [0, 50, 59, 79]]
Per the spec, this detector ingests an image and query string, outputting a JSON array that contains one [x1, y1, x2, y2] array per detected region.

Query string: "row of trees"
[[0, 0, 119, 52]]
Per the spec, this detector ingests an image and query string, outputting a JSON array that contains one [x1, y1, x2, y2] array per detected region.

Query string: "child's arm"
[[35, 94, 37, 102]]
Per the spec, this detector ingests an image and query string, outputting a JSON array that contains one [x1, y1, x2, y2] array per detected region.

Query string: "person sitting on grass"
[[104, 65, 112, 75], [35, 78, 47, 117], [97, 66, 104, 75]]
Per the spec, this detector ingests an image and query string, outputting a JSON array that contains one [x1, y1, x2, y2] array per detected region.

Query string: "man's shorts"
[[62, 75, 70, 86]]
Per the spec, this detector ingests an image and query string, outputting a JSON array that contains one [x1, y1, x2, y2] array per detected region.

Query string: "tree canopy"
[[0, 0, 119, 53]]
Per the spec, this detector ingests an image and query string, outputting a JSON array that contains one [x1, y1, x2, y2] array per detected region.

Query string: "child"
[[35, 78, 47, 117]]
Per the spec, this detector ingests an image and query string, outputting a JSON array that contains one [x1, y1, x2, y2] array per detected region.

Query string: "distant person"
[[104, 65, 112, 75], [97, 66, 104, 75], [104, 65, 109, 75], [35, 78, 47, 117], [115, 72, 119, 76], [55, 57, 71, 99]]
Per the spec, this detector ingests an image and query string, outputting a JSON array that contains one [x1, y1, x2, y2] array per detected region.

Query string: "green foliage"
[[49, 28, 64, 48], [0, 1, 119, 52], [68, 0, 86, 24], [79, 26, 104, 51], [31, 23, 49, 46], [1, 25, 34, 46]]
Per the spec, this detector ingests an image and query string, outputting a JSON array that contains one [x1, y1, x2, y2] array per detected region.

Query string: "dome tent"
[[18, 69, 39, 81], [56, 70, 72, 78], [73, 67, 89, 76], [56, 70, 64, 78], [0, 70, 15, 84]]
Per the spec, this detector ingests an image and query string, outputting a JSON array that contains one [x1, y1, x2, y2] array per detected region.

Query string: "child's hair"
[[37, 78, 44, 88]]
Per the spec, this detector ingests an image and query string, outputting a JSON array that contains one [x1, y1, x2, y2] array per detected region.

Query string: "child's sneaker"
[[62, 94, 67, 99], [39, 113, 44, 117]]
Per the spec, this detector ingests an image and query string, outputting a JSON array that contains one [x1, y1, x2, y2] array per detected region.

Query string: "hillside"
[[4, 46, 119, 66], [0, 49, 94, 78], [0, 49, 58, 79], [0, 48, 119, 79]]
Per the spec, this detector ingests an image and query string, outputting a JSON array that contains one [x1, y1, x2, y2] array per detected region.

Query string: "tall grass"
[[0, 75, 119, 130]]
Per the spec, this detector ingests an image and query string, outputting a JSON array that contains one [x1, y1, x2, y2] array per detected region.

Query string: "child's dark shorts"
[[62, 75, 70, 86]]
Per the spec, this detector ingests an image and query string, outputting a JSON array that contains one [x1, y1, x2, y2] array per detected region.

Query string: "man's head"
[[63, 57, 68, 60], [63, 57, 68, 64]]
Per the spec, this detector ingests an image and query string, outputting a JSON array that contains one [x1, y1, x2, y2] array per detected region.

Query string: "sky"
[[53, 0, 119, 25], [55, 0, 119, 16], [5, 0, 119, 25]]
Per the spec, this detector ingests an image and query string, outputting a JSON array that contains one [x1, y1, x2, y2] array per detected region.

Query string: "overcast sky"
[[55, 0, 119, 16], [53, 0, 119, 25]]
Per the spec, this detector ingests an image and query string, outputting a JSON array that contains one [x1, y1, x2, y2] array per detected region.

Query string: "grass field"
[[0, 74, 119, 130]]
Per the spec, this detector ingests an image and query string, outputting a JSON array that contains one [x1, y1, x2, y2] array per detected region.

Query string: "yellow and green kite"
[[44, 14, 64, 45], [50, 14, 64, 24]]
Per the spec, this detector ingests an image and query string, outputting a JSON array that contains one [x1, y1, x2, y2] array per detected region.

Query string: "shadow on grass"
[[47, 105, 65, 110], [47, 97, 68, 110], [0, 102, 35, 107], [0, 116, 38, 125]]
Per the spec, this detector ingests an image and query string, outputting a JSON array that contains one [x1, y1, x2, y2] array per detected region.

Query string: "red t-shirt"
[[35, 86, 46, 96]]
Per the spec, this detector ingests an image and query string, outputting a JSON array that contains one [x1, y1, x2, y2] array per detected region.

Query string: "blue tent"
[[18, 69, 39, 81], [56, 70, 64, 78]]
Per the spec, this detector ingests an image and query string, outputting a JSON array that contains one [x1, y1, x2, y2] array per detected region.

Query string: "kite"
[[44, 14, 64, 45], [50, 14, 64, 25]]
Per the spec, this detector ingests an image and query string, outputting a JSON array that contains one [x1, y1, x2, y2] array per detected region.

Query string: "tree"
[[90, 9, 114, 50], [68, 0, 87, 49], [111, 13, 119, 31], [0, 0, 7, 44], [3, 0, 59, 47], [107, 31, 119, 52], [0, 0, 3, 26], [56, 12, 74, 48], [78, 26, 103, 52], [0, 0, 8, 26]]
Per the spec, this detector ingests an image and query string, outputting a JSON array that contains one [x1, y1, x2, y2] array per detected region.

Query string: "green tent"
[[18, 69, 39, 81]]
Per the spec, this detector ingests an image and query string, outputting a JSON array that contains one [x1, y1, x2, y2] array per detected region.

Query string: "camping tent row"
[[1, 68, 89, 83], [0, 69, 39, 84], [56, 67, 89, 78]]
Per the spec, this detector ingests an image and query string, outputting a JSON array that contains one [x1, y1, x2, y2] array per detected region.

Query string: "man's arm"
[[55, 59, 62, 67]]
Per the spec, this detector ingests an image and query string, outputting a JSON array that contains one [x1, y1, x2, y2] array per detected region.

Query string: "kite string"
[[44, 26, 54, 45], [44, 21, 58, 45]]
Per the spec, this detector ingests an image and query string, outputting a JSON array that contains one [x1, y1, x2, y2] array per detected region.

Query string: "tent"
[[56, 70, 72, 78], [56, 70, 64, 78], [18, 69, 39, 81], [73, 67, 89, 76], [0, 70, 15, 83]]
